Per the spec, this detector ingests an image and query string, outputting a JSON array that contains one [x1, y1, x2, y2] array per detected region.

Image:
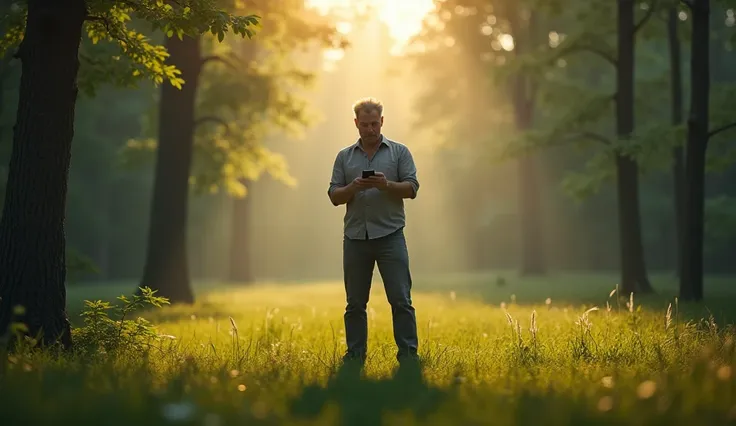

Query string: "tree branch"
[[562, 131, 613, 145], [553, 43, 617, 67], [195, 116, 230, 135], [84, 15, 106, 22], [708, 121, 736, 139], [634, 1, 658, 34], [201, 55, 237, 71]]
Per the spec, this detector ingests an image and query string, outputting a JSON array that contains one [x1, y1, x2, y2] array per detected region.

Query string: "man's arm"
[[385, 146, 419, 199], [330, 182, 361, 206], [384, 181, 416, 199], [328, 151, 360, 206]]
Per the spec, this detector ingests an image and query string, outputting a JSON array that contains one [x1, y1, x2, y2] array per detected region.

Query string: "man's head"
[[352, 97, 383, 144]]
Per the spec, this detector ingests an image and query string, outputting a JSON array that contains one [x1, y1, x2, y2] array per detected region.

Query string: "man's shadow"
[[290, 358, 448, 425]]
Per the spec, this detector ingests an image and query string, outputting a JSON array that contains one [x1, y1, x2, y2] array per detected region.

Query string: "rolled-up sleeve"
[[328, 150, 345, 197], [398, 146, 419, 199]]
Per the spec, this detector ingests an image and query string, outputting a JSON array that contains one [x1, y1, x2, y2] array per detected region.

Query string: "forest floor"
[[2, 271, 735, 425]]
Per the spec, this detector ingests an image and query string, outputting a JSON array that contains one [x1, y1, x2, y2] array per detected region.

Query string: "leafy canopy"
[[0, 0, 260, 96], [121, 0, 347, 197]]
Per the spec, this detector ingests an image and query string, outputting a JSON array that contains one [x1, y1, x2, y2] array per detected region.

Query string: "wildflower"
[[601, 376, 614, 388], [529, 310, 538, 338], [636, 380, 657, 399], [717, 365, 732, 381], [597, 396, 613, 412]]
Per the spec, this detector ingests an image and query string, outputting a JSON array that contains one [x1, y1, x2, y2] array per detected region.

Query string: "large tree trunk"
[[616, 0, 653, 295], [139, 35, 202, 304], [510, 7, 546, 276], [667, 7, 685, 278], [0, 0, 86, 349], [228, 179, 253, 283], [680, 0, 710, 302]]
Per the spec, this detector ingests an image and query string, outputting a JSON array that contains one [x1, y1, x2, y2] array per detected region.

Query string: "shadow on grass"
[[290, 359, 449, 425]]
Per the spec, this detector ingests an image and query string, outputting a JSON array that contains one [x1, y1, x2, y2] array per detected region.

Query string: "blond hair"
[[352, 97, 383, 118]]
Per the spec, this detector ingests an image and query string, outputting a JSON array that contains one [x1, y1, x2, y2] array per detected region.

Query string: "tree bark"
[[228, 179, 253, 283], [0, 0, 86, 349], [139, 35, 202, 304], [667, 7, 685, 278], [616, 0, 653, 295], [509, 7, 546, 276], [680, 0, 710, 301]]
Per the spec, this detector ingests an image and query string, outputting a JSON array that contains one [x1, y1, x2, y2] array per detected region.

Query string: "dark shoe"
[[342, 351, 366, 364], [396, 350, 419, 363]]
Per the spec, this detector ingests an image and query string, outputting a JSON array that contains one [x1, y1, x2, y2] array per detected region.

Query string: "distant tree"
[[507, 0, 658, 295], [613, 0, 657, 294], [0, 0, 258, 349], [678, 0, 736, 301], [122, 0, 345, 301], [406, 0, 549, 275], [666, 4, 686, 279]]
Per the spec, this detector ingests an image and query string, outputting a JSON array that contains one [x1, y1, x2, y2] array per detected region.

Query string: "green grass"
[[3, 272, 736, 425]]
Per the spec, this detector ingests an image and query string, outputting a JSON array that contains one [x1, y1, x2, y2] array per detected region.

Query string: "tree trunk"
[[680, 0, 710, 302], [139, 35, 202, 304], [509, 7, 545, 276], [0, 0, 86, 349], [228, 179, 253, 283], [667, 7, 685, 279], [616, 0, 653, 295]]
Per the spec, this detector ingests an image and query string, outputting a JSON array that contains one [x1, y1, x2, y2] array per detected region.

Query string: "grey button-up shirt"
[[328, 136, 420, 240]]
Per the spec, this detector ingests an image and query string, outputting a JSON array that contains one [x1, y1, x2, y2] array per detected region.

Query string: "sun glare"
[[307, 0, 436, 59]]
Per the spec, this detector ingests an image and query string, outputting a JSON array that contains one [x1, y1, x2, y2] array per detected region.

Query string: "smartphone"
[[362, 170, 375, 178]]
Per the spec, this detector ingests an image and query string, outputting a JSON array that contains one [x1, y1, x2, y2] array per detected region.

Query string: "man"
[[327, 97, 420, 364]]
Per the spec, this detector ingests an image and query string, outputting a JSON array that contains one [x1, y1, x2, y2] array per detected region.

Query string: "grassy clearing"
[[2, 273, 736, 425]]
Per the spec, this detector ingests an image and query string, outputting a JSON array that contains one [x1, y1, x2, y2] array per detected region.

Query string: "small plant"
[[72, 286, 171, 356], [571, 307, 599, 361], [504, 310, 540, 365]]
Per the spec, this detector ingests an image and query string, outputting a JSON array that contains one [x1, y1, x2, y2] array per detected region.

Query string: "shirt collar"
[[352, 134, 389, 151]]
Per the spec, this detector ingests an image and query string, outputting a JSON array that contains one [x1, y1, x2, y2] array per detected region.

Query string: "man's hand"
[[350, 177, 372, 190], [364, 172, 389, 190], [365, 172, 416, 198], [329, 177, 372, 206]]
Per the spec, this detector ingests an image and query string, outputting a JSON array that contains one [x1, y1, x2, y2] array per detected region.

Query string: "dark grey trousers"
[[342, 227, 418, 360]]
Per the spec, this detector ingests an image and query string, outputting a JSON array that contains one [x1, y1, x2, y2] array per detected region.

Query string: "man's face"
[[354, 109, 383, 143]]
